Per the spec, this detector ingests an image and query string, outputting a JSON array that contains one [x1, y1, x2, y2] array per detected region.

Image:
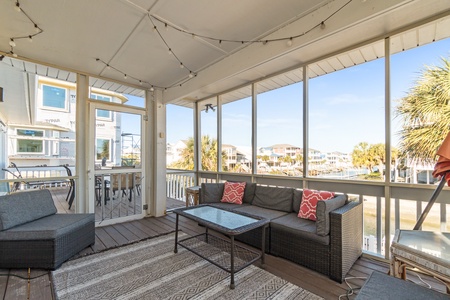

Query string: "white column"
[[75, 74, 90, 213], [147, 89, 166, 217]]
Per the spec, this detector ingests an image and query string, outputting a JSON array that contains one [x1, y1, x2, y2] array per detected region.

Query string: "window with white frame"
[[42, 84, 67, 110], [92, 93, 112, 119], [16, 129, 44, 154]]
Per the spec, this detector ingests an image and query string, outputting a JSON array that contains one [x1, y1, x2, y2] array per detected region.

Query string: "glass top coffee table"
[[173, 205, 270, 289]]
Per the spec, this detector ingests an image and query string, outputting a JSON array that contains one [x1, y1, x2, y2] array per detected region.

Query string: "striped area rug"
[[52, 232, 322, 300]]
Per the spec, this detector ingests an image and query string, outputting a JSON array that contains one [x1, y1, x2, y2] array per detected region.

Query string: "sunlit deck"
[[0, 188, 447, 299]]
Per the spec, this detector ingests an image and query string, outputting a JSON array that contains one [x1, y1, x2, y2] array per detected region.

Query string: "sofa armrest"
[[329, 201, 363, 282]]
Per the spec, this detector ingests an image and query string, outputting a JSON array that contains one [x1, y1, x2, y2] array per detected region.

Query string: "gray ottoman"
[[356, 271, 449, 299]]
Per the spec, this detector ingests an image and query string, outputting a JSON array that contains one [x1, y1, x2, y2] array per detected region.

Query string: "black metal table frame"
[[173, 205, 269, 289]]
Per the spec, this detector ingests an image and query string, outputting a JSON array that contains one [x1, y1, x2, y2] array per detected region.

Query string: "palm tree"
[[169, 135, 226, 171], [396, 57, 450, 163]]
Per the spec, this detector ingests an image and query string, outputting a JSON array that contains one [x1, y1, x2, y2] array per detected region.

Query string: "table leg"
[[261, 225, 266, 266], [230, 235, 235, 289], [174, 214, 179, 253]]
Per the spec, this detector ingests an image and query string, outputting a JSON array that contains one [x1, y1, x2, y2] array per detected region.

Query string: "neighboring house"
[[271, 144, 302, 158], [7, 77, 127, 167]]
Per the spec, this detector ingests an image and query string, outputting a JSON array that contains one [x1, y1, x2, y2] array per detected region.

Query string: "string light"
[[6, 0, 44, 58], [14, 1, 21, 12], [96, 0, 352, 91], [95, 58, 165, 91], [148, 0, 352, 47], [287, 37, 293, 47]]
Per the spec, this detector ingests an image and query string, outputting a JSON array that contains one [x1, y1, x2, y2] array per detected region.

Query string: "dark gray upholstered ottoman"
[[356, 271, 449, 299], [0, 189, 95, 269]]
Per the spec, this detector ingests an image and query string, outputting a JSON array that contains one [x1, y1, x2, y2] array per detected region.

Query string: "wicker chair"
[[0, 189, 95, 269]]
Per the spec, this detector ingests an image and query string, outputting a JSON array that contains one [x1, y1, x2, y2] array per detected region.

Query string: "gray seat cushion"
[[0, 213, 95, 240], [270, 213, 330, 245], [0, 189, 57, 231], [233, 205, 289, 220]]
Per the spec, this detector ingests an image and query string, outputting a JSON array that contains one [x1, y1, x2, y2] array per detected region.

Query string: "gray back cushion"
[[252, 186, 294, 213], [293, 189, 303, 213], [200, 183, 224, 203], [242, 182, 256, 204], [0, 189, 57, 231], [200, 182, 256, 204], [316, 194, 348, 236]]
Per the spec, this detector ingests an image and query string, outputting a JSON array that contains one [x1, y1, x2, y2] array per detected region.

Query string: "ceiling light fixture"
[[205, 104, 215, 113]]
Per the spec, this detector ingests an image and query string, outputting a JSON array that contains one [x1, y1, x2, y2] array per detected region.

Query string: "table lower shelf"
[[177, 233, 261, 273]]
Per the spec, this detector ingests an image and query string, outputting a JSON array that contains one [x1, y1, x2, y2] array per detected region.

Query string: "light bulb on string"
[[9, 39, 16, 47], [34, 24, 40, 33], [287, 37, 293, 47], [14, 1, 21, 12], [188, 72, 194, 78], [180, 63, 184, 69], [320, 22, 326, 29], [139, 80, 143, 85], [168, 48, 172, 55], [28, 36, 33, 42], [150, 86, 154, 92], [124, 74, 127, 79]]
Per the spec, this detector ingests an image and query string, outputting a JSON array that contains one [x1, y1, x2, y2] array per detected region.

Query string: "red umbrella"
[[414, 132, 450, 230], [432, 132, 450, 186]]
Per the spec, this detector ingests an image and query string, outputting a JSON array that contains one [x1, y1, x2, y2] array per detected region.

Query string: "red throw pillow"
[[298, 189, 335, 221], [221, 182, 246, 204]]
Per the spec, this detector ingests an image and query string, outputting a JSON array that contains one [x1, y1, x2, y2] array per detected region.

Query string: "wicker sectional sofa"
[[0, 189, 95, 270], [199, 182, 363, 282]]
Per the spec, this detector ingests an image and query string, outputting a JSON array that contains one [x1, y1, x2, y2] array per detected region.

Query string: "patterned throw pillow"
[[298, 189, 335, 221], [221, 181, 246, 204]]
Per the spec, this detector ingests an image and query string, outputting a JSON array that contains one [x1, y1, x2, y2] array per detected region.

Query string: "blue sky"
[[149, 38, 450, 154]]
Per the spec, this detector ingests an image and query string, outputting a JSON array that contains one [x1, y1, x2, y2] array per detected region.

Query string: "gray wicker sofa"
[[0, 189, 95, 270], [199, 182, 363, 282]]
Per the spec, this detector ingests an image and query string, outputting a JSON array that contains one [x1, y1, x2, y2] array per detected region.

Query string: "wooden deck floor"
[[0, 188, 447, 299]]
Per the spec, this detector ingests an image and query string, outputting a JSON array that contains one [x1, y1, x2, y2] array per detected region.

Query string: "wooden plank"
[[4, 270, 30, 299], [127, 220, 159, 237], [95, 227, 118, 248], [103, 225, 129, 245], [0, 269, 8, 298], [29, 271, 53, 300], [114, 223, 143, 241]]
